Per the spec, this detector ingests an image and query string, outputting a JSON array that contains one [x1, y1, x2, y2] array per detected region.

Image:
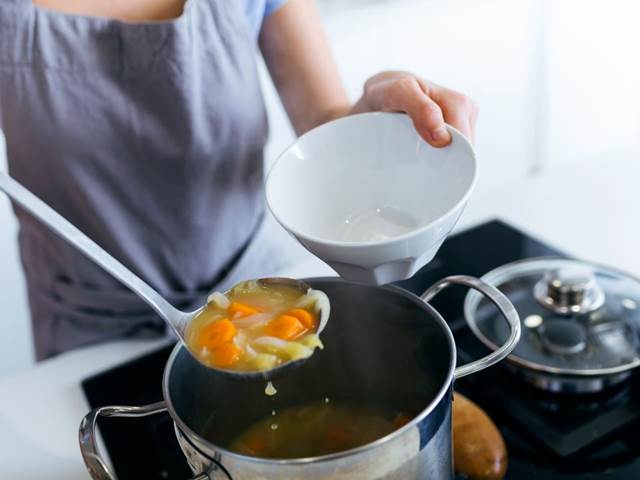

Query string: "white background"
[[1, 0, 639, 376]]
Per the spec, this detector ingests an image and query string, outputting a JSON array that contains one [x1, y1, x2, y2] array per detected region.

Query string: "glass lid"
[[464, 258, 640, 375]]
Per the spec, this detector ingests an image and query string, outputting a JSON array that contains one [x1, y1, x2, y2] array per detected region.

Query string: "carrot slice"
[[212, 343, 243, 367], [393, 414, 411, 430], [286, 308, 315, 329], [326, 427, 350, 450], [244, 435, 267, 455], [229, 301, 260, 318], [199, 319, 236, 349], [265, 315, 306, 340]]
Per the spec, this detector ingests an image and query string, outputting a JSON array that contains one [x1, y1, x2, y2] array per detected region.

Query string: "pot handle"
[[421, 275, 521, 379], [78, 401, 210, 480]]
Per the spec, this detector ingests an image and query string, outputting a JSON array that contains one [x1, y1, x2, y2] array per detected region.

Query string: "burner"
[[82, 220, 640, 479], [397, 220, 640, 477], [455, 325, 640, 460]]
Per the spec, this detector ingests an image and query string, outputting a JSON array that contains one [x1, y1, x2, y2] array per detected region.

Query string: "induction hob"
[[82, 219, 640, 479]]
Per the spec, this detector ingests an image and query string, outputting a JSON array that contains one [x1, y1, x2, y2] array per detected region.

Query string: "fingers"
[[360, 73, 478, 147], [469, 99, 479, 143], [413, 94, 452, 147], [428, 83, 478, 143], [382, 76, 451, 147]]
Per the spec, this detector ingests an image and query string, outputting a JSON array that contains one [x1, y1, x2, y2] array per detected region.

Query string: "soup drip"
[[265, 381, 277, 396]]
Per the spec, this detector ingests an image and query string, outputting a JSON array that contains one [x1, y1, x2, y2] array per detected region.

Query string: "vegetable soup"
[[185, 280, 329, 372], [228, 401, 411, 459]]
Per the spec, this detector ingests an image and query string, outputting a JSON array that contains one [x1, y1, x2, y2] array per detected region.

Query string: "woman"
[[0, 0, 477, 360]]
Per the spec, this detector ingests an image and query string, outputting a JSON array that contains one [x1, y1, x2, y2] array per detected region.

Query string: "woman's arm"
[[259, 0, 478, 147]]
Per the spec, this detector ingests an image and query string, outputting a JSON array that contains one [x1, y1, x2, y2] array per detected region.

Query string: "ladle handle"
[[78, 402, 215, 480], [0, 170, 187, 335], [421, 275, 521, 379]]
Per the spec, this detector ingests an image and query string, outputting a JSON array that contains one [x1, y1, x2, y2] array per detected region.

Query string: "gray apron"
[[0, 0, 283, 360]]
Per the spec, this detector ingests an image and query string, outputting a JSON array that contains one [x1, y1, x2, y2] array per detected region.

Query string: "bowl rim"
[[264, 111, 478, 248], [162, 277, 458, 466]]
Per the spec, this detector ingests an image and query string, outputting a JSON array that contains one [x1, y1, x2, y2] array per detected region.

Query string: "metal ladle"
[[0, 172, 327, 380]]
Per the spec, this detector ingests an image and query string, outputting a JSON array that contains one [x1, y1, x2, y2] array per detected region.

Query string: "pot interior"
[[165, 279, 454, 451]]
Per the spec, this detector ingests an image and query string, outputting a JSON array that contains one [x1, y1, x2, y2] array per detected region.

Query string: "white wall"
[[543, 0, 640, 168]]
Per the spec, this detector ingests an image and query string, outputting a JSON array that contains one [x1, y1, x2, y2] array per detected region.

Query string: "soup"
[[228, 401, 411, 459], [185, 280, 329, 371]]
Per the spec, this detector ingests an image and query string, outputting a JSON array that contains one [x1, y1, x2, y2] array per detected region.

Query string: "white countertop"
[[1, 149, 638, 478]]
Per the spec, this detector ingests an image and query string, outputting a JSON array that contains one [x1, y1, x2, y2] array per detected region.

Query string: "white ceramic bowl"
[[265, 112, 477, 285]]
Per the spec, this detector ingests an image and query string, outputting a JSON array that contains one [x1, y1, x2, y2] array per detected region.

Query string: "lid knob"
[[534, 266, 605, 315]]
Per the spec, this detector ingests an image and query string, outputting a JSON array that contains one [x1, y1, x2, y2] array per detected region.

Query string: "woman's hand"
[[260, 1, 477, 147], [351, 72, 478, 147]]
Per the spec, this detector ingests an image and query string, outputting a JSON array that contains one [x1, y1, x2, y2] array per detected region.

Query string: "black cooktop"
[[82, 219, 640, 479]]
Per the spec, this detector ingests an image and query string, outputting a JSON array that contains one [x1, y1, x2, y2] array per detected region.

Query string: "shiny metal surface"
[[534, 267, 605, 315], [78, 401, 213, 480], [79, 277, 516, 479], [0, 172, 321, 380], [174, 396, 453, 480], [465, 257, 640, 393], [163, 279, 457, 479], [422, 275, 521, 379], [507, 364, 632, 394], [534, 319, 587, 356], [465, 257, 640, 375]]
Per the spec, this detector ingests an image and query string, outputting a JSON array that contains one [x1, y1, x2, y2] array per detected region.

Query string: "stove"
[[82, 219, 640, 479]]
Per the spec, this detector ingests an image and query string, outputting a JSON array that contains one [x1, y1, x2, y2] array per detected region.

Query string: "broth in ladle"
[[185, 280, 329, 372]]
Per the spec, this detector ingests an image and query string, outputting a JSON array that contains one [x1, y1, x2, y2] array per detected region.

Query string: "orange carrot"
[[326, 427, 350, 450], [198, 319, 236, 349], [286, 308, 315, 329], [393, 414, 411, 430], [265, 315, 306, 340], [229, 301, 260, 318], [212, 343, 243, 367], [244, 435, 267, 455]]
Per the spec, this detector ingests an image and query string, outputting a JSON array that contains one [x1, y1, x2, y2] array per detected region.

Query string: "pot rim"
[[464, 256, 640, 377], [162, 277, 457, 465]]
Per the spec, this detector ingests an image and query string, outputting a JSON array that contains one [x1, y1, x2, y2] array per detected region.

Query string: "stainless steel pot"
[[80, 276, 520, 480]]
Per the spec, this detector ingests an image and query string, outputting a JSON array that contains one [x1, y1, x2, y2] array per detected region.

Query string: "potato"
[[452, 392, 507, 480]]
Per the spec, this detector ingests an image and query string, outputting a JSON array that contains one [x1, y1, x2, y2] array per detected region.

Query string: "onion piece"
[[231, 280, 260, 295], [245, 344, 259, 357], [244, 344, 279, 370], [233, 330, 249, 348], [206, 291, 230, 310], [254, 354, 279, 370], [251, 336, 314, 360], [299, 334, 324, 350], [232, 312, 274, 329]]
